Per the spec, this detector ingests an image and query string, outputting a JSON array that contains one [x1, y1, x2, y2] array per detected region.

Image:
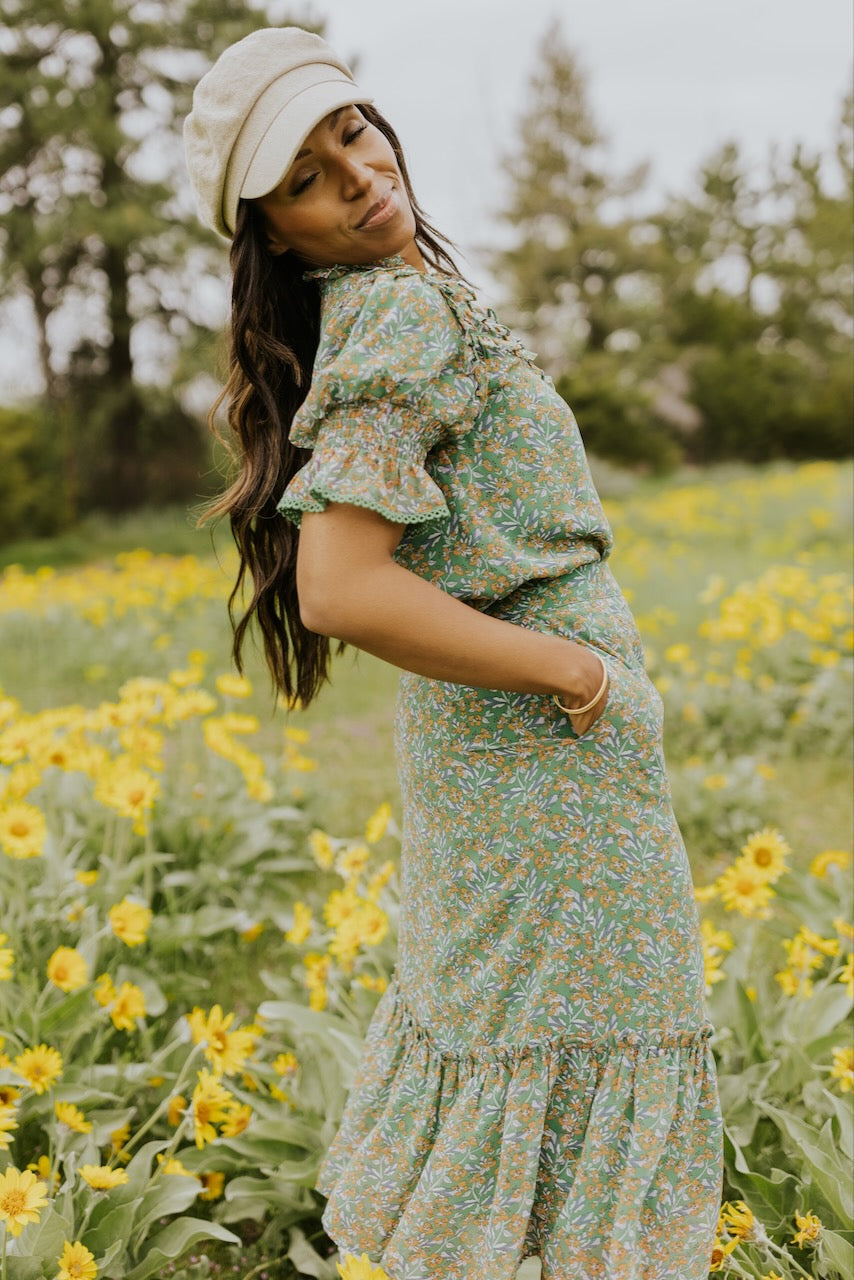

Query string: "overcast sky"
[[314, 0, 852, 278], [0, 0, 850, 399]]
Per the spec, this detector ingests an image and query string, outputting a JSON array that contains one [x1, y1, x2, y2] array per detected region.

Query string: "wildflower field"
[[0, 459, 851, 1280]]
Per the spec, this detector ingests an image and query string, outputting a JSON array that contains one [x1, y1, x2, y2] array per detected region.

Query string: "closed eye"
[[292, 123, 369, 195]]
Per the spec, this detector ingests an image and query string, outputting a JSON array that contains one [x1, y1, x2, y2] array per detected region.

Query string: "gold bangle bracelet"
[[552, 654, 609, 716]]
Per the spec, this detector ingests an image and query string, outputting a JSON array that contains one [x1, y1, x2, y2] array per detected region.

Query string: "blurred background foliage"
[[0, 5, 851, 546]]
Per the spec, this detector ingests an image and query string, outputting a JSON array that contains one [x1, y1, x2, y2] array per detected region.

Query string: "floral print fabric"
[[278, 257, 724, 1279]]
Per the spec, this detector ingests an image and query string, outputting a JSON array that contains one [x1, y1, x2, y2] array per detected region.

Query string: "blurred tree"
[[491, 20, 852, 469], [488, 17, 653, 367], [0, 1, 314, 513], [654, 94, 853, 463], [488, 19, 683, 471]]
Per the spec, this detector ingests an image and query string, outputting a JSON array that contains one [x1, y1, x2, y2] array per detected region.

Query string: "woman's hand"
[[553, 645, 610, 736]]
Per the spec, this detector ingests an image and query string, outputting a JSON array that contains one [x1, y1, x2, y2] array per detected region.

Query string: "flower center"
[[1, 1188, 26, 1214]]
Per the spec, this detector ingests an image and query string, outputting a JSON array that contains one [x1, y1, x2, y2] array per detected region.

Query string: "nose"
[[335, 151, 373, 199]]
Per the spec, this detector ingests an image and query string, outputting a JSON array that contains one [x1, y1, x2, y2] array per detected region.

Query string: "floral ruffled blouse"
[[276, 254, 613, 609]]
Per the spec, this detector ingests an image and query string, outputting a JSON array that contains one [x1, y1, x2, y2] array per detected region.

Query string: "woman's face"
[[254, 106, 424, 271]]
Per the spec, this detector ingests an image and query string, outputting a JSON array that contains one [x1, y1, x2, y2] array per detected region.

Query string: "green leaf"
[[39, 987, 97, 1037], [733, 978, 765, 1060], [84, 1200, 139, 1256], [4, 1260, 43, 1280], [757, 1101, 853, 1223], [722, 1123, 798, 1224], [824, 1087, 854, 1160], [786, 985, 851, 1045], [6, 1203, 72, 1261], [286, 1224, 341, 1278], [123, 1218, 241, 1280], [819, 1227, 854, 1280], [132, 1172, 203, 1240]]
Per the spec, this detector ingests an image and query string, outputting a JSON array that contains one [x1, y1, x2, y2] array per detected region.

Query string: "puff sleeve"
[[276, 268, 480, 528]]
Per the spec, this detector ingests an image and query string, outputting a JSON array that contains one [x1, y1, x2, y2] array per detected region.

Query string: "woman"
[[184, 26, 724, 1280]]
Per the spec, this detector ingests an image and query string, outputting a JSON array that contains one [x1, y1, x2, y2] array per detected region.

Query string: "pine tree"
[[0, 0, 315, 511], [489, 18, 650, 372]]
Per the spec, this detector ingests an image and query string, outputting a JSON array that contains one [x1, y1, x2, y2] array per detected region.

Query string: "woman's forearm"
[[304, 557, 589, 700]]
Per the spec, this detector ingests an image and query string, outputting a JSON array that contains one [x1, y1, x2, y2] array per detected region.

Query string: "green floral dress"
[[277, 255, 724, 1280]]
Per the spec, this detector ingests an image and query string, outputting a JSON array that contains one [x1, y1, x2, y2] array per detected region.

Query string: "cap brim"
[[231, 80, 373, 228]]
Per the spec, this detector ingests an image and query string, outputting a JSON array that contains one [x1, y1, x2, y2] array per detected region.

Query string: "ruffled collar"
[[303, 254, 412, 283], [303, 255, 542, 370]]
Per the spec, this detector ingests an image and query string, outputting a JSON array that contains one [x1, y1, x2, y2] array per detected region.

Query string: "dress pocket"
[[562, 648, 665, 750]]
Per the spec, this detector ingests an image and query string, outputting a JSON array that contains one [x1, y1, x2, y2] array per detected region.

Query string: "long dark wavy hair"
[[199, 104, 462, 709]]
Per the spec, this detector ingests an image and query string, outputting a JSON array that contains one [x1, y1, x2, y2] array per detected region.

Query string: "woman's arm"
[[296, 502, 609, 730]]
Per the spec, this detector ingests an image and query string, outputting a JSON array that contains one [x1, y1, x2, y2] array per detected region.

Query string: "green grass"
[[1, 457, 851, 846]]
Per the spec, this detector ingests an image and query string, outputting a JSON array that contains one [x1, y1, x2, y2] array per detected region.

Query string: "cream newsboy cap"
[[183, 26, 373, 239]]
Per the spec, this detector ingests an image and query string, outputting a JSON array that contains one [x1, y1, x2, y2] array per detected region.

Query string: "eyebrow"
[[294, 107, 347, 161]]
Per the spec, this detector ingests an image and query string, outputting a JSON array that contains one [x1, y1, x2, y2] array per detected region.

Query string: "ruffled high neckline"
[[303, 254, 412, 283]]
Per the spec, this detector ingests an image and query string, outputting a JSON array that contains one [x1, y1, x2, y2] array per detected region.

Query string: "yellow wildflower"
[[240, 921, 264, 942], [336, 1253, 391, 1280], [799, 926, 839, 957], [829, 1045, 854, 1093], [168, 1094, 187, 1127], [740, 826, 790, 881], [0, 933, 13, 981], [324, 886, 361, 929], [716, 860, 775, 918], [94, 761, 159, 834], [215, 673, 252, 698], [94, 972, 116, 1007], [108, 897, 152, 947], [199, 1170, 225, 1200], [839, 953, 854, 999], [47, 946, 89, 992], [336, 842, 371, 880], [0, 801, 46, 858], [308, 828, 335, 869], [702, 773, 729, 791], [110, 1120, 131, 1161], [220, 1102, 252, 1137], [25, 1155, 58, 1190], [118, 725, 164, 771], [79, 1164, 129, 1190], [0, 1103, 18, 1149], [13, 1043, 63, 1094], [190, 1070, 234, 1149], [0, 762, 41, 801], [791, 1209, 822, 1246], [109, 982, 147, 1031], [273, 1052, 298, 1077], [810, 849, 851, 879], [55, 1102, 91, 1133], [186, 1005, 258, 1077], [156, 1154, 195, 1177], [365, 859, 396, 900], [775, 967, 812, 999], [168, 666, 204, 688], [354, 973, 388, 994], [720, 1198, 755, 1239], [364, 802, 392, 844], [284, 901, 313, 945], [0, 1165, 48, 1237], [708, 1234, 739, 1271], [284, 724, 310, 744], [74, 869, 99, 886]]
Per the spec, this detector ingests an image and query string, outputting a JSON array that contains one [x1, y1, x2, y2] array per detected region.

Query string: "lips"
[[355, 188, 397, 230]]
